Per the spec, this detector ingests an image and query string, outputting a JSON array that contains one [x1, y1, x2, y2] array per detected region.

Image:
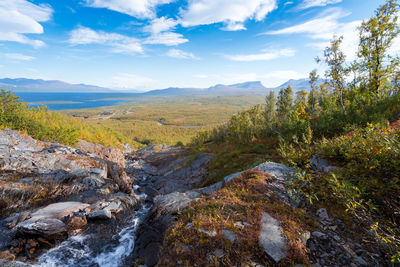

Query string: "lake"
[[14, 92, 140, 111]]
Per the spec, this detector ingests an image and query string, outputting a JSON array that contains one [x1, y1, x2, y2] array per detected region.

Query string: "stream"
[[32, 165, 152, 267]]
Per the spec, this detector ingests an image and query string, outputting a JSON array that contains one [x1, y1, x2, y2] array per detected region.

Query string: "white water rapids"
[[33, 192, 150, 267]]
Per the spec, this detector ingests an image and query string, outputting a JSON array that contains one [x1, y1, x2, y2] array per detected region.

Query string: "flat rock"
[[259, 212, 288, 263], [29, 202, 89, 221], [17, 218, 67, 238]]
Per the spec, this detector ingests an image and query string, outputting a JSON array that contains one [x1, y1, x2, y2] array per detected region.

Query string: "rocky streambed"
[[0, 131, 212, 267]]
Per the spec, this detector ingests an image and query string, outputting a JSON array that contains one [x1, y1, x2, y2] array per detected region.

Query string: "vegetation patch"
[[160, 170, 316, 266]]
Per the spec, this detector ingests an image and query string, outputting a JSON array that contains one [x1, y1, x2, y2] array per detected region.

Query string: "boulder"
[[259, 212, 288, 263]]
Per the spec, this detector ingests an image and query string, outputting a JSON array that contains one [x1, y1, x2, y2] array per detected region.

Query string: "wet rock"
[[17, 218, 67, 239], [259, 212, 288, 263], [144, 242, 162, 267], [88, 209, 112, 220], [0, 259, 29, 266]]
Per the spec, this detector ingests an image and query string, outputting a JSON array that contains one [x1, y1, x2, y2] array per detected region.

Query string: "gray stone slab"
[[259, 212, 288, 263]]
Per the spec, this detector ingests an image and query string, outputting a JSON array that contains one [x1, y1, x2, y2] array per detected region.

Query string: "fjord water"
[[14, 92, 139, 111]]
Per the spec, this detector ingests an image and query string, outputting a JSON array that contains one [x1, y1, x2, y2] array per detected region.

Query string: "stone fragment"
[[88, 209, 112, 220], [259, 212, 288, 263], [221, 229, 236, 243]]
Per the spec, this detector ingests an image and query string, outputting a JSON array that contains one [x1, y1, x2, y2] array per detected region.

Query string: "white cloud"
[[144, 32, 188, 46], [166, 49, 199, 59], [110, 73, 155, 90], [300, 0, 342, 9], [144, 16, 178, 34], [69, 26, 143, 54], [265, 8, 363, 60], [143, 16, 187, 46], [4, 53, 35, 61], [0, 0, 52, 47], [179, 0, 277, 31], [225, 48, 295, 61], [85, 0, 175, 19]]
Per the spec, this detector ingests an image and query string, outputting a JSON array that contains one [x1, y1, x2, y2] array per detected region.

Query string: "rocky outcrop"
[[0, 130, 139, 263], [76, 139, 126, 168]]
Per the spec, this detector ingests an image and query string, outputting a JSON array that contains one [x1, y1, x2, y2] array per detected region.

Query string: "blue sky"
[[0, 0, 392, 91]]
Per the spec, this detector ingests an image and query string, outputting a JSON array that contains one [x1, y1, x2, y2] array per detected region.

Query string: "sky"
[[0, 0, 393, 91]]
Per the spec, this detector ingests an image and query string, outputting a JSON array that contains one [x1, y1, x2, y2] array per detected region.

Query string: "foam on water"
[[34, 193, 150, 267]]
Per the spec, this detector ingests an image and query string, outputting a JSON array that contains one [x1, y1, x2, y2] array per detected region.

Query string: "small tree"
[[277, 86, 294, 121], [358, 0, 400, 101], [324, 36, 349, 111], [308, 69, 319, 118], [265, 91, 276, 130]]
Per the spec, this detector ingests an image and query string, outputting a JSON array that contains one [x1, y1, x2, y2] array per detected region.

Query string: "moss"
[[159, 170, 316, 266]]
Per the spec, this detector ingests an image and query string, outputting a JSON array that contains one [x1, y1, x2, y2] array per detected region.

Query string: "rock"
[[76, 139, 125, 168], [198, 228, 217, 237], [223, 172, 243, 184], [88, 209, 112, 220], [300, 231, 311, 244], [0, 250, 15, 261], [103, 200, 122, 213], [0, 259, 30, 267], [144, 242, 162, 267], [221, 229, 236, 243], [17, 218, 67, 239], [122, 143, 134, 154], [259, 212, 288, 263], [316, 208, 330, 220], [234, 221, 250, 229], [196, 182, 223, 195], [312, 231, 328, 240], [154, 191, 201, 213], [310, 154, 339, 172], [67, 216, 87, 230], [353, 256, 368, 267], [107, 163, 134, 196], [28, 202, 89, 221]]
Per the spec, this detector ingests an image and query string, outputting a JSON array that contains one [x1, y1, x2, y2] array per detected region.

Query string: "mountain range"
[[0, 78, 325, 95]]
